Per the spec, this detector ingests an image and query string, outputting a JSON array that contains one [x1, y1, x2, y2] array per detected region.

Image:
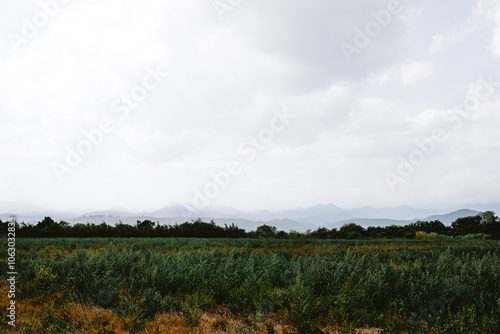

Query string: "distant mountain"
[[0, 201, 81, 223], [263, 218, 318, 232], [243, 204, 346, 222], [0, 213, 80, 224], [421, 209, 481, 225], [460, 203, 500, 214], [273, 203, 345, 219], [147, 205, 237, 219], [142, 205, 192, 218], [63, 207, 99, 215], [325, 209, 483, 229], [64, 215, 311, 232], [83, 210, 136, 217], [1, 201, 498, 231], [295, 212, 356, 226], [195, 205, 245, 216], [326, 218, 410, 229], [347, 206, 448, 221], [0, 201, 49, 215], [0, 214, 44, 223]]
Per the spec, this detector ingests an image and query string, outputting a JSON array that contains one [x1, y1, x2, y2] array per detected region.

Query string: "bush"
[[347, 231, 362, 239], [428, 232, 439, 239], [463, 233, 490, 240], [415, 231, 427, 239]]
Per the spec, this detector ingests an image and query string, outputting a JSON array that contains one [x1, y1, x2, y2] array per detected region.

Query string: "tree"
[[309, 227, 329, 239], [136, 220, 155, 230], [408, 220, 448, 235], [479, 211, 497, 225], [346, 231, 362, 239], [451, 216, 482, 236], [256, 225, 277, 237], [383, 225, 405, 238], [37, 217, 56, 230], [365, 226, 384, 238], [115, 222, 137, 237], [223, 223, 246, 238], [340, 223, 365, 235], [481, 211, 500, 239]]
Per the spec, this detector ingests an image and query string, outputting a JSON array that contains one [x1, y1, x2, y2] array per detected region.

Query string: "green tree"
[[37, 217, 57, 230], [256, 225, 277, 237], [479, 211, 497, 225], [340, 223, 365, 235], [481, 211, 500, 239], [451, 215, 482, 236], [136, 220, 155, 230]]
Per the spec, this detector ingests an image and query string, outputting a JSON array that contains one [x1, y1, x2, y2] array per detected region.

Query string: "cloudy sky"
[[1, 0, 500, 212]]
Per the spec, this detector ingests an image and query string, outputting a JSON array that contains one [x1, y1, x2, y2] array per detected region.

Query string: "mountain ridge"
[[1, 201, 497, 232]]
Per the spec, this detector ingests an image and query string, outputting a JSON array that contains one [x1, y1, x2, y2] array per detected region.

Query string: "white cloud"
[[429, 25, 478, 54], [472, 0, 500, 57], [400, 61, 434, 85], [0, 0, 499, 211], [425, 0, 500, 57], [473, 0, 499, 20], [368, 67, 394, 86]]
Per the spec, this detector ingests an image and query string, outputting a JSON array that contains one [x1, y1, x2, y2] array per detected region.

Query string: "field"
[[1, 238, 500, 333]]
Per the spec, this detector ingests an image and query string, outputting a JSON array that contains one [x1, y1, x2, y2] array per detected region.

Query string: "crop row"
[[1, 239, 499, 333]]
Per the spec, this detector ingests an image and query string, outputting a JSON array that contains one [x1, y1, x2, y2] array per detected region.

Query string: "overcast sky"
[[1, 0, 500, 212]]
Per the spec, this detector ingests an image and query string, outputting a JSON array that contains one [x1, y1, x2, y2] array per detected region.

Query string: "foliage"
[[2, 210, 499, 240], [2, 237, 500, 332]]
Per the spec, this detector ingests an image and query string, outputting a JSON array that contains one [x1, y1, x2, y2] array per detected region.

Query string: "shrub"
[[463, 233, 490, 240], [347, 231, 362, 239], [415, 231, 427, 239], [428, 232, 439, 239]]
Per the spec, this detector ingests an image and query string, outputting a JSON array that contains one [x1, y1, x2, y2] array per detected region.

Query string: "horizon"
[[1, 199, 499, 215], [2, 200, 496, 235]]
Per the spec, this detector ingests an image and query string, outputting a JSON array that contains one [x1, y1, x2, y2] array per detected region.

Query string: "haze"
[[1, 0, 500, 212]]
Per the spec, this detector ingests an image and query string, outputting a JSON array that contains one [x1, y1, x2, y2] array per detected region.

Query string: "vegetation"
[[1, 237, 500, 333], [2, 211, 499, 240], [1, 212, 499, 332]]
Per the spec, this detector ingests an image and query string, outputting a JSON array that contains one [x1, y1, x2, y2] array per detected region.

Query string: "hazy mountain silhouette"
[[0, 201, 497, 232]]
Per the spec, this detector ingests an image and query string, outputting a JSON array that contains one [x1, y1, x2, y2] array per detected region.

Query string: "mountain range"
[[1, 201, 498, 232]]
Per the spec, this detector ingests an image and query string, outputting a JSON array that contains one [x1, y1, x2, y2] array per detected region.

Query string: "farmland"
[[1, 237, 500, 333]]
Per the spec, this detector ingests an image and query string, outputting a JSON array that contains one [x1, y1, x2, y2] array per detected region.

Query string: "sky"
[[1, 0, 500, 212]]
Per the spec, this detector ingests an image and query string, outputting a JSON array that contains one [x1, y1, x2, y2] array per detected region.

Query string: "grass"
[[1, 238, 499, 333]]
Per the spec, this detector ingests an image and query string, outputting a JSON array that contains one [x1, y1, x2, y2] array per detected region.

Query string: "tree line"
[[1, 211, 499, 239]]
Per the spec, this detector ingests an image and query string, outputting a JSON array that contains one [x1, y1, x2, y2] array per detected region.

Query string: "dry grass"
[[1, 290, 382, 334]]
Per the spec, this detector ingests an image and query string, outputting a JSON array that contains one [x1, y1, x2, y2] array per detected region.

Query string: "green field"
[[2, 238, 500, 333]]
